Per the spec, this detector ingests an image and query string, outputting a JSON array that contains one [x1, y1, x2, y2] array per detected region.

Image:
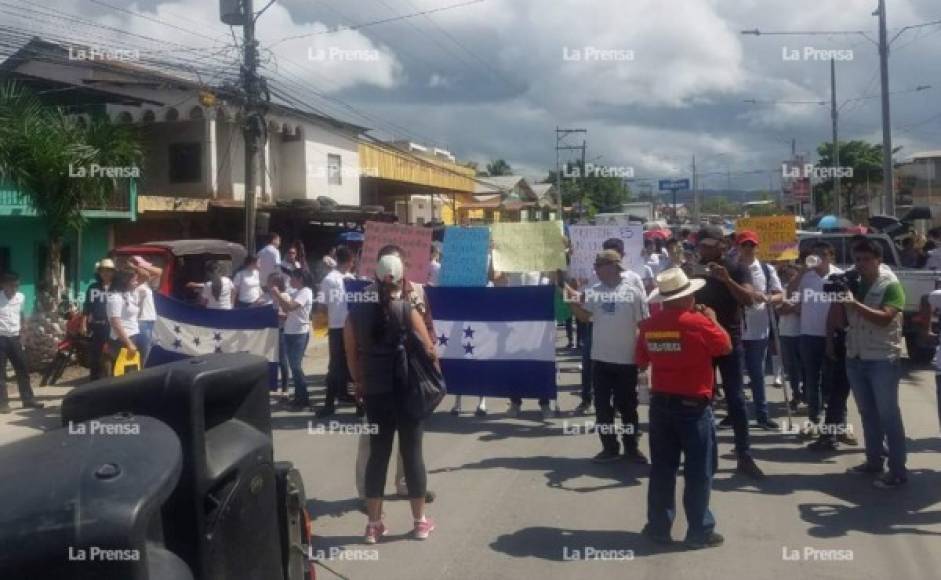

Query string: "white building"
[[1, 39, 367, 242]]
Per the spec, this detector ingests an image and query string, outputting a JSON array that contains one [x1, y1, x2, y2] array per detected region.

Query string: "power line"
[[270, 0, 486, 46]]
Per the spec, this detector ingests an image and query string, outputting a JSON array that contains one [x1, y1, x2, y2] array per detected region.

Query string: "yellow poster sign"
[[736, 215, 798, 261], [491, 221, 567, 273]]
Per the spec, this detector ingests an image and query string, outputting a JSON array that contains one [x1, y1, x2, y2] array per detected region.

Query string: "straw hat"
[[647, 267, 706, 303]]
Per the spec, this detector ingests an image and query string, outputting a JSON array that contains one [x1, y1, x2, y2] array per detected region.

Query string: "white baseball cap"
[[375, 254, 404, 283]]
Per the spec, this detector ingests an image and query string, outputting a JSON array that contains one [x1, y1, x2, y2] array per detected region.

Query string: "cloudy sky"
[[4, 0, 941, 190]]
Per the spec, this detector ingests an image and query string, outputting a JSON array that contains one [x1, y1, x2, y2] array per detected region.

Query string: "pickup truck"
[[797, 232, 941, 363]]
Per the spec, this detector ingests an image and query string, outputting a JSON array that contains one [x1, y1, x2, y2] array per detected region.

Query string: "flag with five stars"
[[148, 294, 280, 386], [426, 286, 556, 399]]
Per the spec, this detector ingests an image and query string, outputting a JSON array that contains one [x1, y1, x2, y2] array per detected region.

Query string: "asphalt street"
[[3, 333, 940, 580]]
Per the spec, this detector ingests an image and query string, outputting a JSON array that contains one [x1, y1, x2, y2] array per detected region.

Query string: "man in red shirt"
[[636, 267, 732, 550]]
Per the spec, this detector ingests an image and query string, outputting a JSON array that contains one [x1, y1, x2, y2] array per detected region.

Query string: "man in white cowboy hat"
[[82, 258, 116, 380], [637, 267, 731, 550]]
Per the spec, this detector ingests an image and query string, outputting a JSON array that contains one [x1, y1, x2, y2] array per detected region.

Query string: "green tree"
[[700, 195, 739, 216], [815, 140, 882, 215], [0, 82, 142, 307], [545, 160, 631, 216], [486, 159, 513, 176]]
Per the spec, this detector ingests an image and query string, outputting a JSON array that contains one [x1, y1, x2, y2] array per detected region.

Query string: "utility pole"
[[877, 0, 895, 215], [692, 155, 699, 225], [555, 128, 587, 219], [831, 59, 841, 216], [222, 0, 268, 253]]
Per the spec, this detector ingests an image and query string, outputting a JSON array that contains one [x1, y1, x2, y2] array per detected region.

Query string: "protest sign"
[[439, 226, 491, 287], [491, 221, 566, 273], [735, 215, 798, 261], [568, 224, 644, 281], [360, 222, 434, 282]]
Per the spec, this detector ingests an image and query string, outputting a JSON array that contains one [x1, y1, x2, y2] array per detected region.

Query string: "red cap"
[[736, 230, 760, 246]]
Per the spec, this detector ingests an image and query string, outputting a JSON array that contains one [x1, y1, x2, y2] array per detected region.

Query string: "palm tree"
[[0, 82, 142, 308], [486, 159, 513, 176]]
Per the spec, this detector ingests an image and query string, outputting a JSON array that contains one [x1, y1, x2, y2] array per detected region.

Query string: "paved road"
[[4, 334, 941, 580]]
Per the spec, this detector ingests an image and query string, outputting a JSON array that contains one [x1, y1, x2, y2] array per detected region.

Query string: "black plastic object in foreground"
[[61, 353, 283, 580], [0, 414, 190, 580]]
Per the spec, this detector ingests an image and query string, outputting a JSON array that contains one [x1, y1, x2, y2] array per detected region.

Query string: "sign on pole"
[[658, 178, 690, 192]]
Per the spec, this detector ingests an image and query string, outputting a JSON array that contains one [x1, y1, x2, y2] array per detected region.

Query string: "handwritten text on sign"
[[439, 227, 491, 287], [491, 221, 566, 273], [736, 215, 798, 261], [568, 225, 644, 281], [361, 222, 433, 283]]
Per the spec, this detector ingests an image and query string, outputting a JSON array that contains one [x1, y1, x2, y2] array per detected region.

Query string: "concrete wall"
[[303, 123, 361, 205]]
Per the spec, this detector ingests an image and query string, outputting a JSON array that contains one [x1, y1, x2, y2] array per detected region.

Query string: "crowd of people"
[[1, 223, 940, 548]]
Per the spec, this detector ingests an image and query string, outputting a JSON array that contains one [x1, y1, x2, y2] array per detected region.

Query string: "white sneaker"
[[475, 401, 487, 416], [507, 402, 521, 418]]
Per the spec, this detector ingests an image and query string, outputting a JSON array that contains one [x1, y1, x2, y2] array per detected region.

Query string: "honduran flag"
[[425, 286, 557, 399], [148, 294, 280, 386]]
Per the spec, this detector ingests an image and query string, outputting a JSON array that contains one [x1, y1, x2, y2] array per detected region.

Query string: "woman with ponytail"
[[344, 253, 437, 544], [198, 260, 235, 310]]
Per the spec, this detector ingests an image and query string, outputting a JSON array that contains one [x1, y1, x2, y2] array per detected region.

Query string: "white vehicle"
[[798, 232, 941, 362]]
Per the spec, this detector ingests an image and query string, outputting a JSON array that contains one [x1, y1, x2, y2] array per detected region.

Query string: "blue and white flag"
[[148, 294, 280, 386], [425, 286, 556, 399]]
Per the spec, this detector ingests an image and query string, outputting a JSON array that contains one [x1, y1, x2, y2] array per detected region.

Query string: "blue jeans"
[[580, 322, 593, 403], [137, 320, 154, 365], [799, 335, 827, 422], [779, 335, 803, 401], [742, 338, 770, 422], [715, 342, 751, 456], [846, 358, 907, 478], [284, 332, 310, 404], [646, 395, 717, 543]]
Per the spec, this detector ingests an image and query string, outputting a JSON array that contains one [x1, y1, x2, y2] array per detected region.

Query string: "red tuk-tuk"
[[111, 239, 247, 303]]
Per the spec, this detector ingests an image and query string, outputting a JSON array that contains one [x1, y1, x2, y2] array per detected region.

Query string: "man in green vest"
[[843, 238, 908, 488]]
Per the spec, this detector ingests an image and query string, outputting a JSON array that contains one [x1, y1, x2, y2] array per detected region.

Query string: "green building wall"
[[2, 218, 113, 313]]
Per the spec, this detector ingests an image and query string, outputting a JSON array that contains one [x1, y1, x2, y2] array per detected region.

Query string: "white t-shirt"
[[742, 259, 783, 341], [320, 270, 354, 329], [136, 283, 156, 322], [284, 287, 314, 335], [583, 279, 647, 365], [929, 290, 941, 371], [798, 264, 843, 337], [201, 277, 234, 310], [107, 291, 140, 340], [588, 270, 647, 301], [257, 244, 281, 283], [0, 291, 25, 337], [233, 269, 262, 304]]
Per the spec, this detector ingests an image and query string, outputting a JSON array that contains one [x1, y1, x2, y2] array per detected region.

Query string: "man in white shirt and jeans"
[[0, 272, 43, 412], [788, 240, 843, 434], [317, 245, 356, 417], [570, 250, 648, 464], [737, 231, 783, 430]]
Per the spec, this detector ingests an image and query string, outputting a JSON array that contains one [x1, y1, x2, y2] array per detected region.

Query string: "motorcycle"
[[40, 307, 91, 387]]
